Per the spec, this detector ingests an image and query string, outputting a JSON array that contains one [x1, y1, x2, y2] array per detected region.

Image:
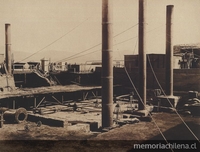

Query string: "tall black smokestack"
[[5, 23, 12, 75], [102, 0, 113, 128], [138, 0, 147, 110], [165, 5, 174, 96]]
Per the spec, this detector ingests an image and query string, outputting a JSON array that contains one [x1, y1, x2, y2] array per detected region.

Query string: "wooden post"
[[34, 97, 37, 108], [13, 100, 15, 109], [0, 114, 3, 128]]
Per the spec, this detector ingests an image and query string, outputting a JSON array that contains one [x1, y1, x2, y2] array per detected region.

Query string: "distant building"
[[174, 43, 200, 69], [124, 53, 181, 71], [41, 58, 49, 72], [13, 62, 40, 72]]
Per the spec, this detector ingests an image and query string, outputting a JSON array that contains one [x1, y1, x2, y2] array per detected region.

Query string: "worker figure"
[[189, 51, 194, 68], [181, 53, 186, 69], [114, 103, 121, 120], [73, 102, 77, 112], [94, 99, 99, 108], [113, 95, 117, 103], [184, 51, 194, 69]]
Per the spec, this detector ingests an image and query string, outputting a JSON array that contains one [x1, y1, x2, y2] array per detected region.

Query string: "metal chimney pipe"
[[102, 0, 113, 128], [5, 24, 12, 75], [138, 0, 147, 110], [165, 5, 174, 96]]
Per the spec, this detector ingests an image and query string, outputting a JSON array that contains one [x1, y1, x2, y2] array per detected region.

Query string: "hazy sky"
[[0, 0, 199, 63]]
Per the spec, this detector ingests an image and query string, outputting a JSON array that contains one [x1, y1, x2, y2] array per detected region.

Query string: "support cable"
[[113, 23, 138, 37], [61, 49, 100, 62], [19, 17, 91, 62], [55, 24, 163, 63], [56, 24, 139, 63], [56, 43, 101, 63], [147, 54, 200, 142], [133, 39, 138, 54], [124, 67, 174, 152], [114, 24, 164, 47]]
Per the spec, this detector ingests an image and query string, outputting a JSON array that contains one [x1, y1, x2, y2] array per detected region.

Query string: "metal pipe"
[[138, 0, 147, 110], [165, 5, 174, 96], [3, 108, 27, 124], [102, 0, 113, 128], [5, 24, 12, 75]]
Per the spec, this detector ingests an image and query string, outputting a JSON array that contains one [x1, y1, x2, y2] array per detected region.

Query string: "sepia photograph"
[[0, 0, 200, 151]]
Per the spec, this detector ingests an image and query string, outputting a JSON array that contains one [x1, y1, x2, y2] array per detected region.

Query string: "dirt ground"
[[0, 112, 200, 152]]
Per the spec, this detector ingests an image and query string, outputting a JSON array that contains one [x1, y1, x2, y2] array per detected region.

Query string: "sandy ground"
[[0, 112, 199, 152]]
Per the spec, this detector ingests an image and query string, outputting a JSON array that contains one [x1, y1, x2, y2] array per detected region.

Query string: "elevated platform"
[[0, 85, 101, 99], [0, 85, 102, 110]]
